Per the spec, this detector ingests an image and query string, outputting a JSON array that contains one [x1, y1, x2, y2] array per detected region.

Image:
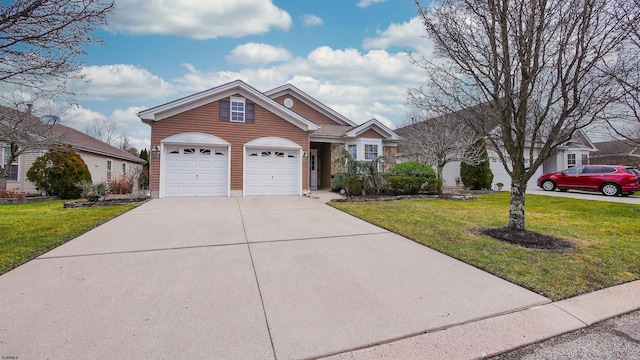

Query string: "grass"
[[330, 192, 640, 301], [0, 200, 137, 275]]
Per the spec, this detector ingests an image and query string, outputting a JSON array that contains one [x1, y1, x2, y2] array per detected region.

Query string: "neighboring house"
[[137, 80, 400, 198], [1, 106, 145, 194], [590, 139, 640, 167], [396, 109, 597, 189]]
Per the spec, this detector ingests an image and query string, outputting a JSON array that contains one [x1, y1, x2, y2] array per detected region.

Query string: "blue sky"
[[60, 0, 435, 150]]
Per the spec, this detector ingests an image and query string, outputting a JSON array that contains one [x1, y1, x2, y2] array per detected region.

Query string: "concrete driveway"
[[0, 197, 549, 359]]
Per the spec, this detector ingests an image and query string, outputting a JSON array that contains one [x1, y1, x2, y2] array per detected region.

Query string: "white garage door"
[[164, 146, 228, 197], [245, 149, 299, 195]]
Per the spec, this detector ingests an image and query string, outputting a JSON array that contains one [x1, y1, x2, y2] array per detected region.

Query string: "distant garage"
[[160, 133, 230, 198]]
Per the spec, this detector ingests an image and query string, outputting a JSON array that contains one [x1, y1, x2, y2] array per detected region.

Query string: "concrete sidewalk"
[[1, 196, 548, 360]]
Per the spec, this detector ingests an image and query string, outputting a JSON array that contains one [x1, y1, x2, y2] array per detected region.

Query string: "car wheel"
[[541, 180, 556, 191], [601, 183, 621, 196]]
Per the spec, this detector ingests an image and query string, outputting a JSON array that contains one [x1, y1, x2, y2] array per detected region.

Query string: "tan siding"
[[272, 94, 339, 125], [151, 100, 309, 192], [358, 129, 385, 139]]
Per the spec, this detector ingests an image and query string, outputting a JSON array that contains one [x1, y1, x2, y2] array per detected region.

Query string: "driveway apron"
[[0, 196, 549, 359]]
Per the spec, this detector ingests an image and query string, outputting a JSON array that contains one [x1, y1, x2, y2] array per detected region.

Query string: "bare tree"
[[85, 117, 119, 145], [397, 110, 485, 180], [0, 0, 115, 99], [599, 0, 640, 142], [0, 0, 115, 191], [410, 0, 635, 230]]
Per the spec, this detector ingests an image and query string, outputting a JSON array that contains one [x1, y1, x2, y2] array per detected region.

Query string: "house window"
[[230, 97, 245, 122], [122, 163, 126, 174], [1, 146, 18, 181], [347, 144, 357, 158], [106, 160, 112, 181], [567, 154, 576, 168], [581, 154, 588, 165], [364, 144, 379, 160]]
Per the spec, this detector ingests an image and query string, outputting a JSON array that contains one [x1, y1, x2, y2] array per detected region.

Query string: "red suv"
[[537, 165, 640, 196]]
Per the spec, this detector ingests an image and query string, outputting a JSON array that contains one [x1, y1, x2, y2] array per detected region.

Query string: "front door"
[[309, 149, 318, 190]]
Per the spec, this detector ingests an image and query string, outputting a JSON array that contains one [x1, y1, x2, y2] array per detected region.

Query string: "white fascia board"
[[264, 84, 357, 127], [346, 118, 400, 141], [137, 80, 318, 132]]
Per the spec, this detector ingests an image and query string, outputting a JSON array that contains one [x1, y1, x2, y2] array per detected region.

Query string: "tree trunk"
[[0, 175, 7, 193], [436, 164, 444, 181], [508, 179, 527, 230]]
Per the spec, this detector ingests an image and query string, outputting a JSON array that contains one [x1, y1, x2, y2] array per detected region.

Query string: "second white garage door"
[[245, 149, 300, 195], [164, 146, 229, 197]]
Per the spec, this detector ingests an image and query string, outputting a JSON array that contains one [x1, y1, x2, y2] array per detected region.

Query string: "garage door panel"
[[245, 147, 299, 196], [162, 146, 229, 197]]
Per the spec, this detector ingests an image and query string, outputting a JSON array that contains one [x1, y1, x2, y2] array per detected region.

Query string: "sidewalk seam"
[[551, 303, 589, 327], [238, 197, 278, 360]]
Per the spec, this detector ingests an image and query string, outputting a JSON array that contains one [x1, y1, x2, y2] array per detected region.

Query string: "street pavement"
[[489, 310, 640, 360]]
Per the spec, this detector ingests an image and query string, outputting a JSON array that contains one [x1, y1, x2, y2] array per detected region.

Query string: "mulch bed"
[[481, 227, 575, 251], [63, 198, 149, 208], [332, 193, 478, 202]]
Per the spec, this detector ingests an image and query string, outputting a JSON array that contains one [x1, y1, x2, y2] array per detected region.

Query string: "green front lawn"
[[330, 193, 640, 301], [0, 200, 137, 275]]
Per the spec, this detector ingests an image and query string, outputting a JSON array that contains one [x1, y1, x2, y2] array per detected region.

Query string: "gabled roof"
[[593, 139, 640, 156], [264, 83, 357, 127], [51, 125, 146, 163], [0, 105, 143, 163], [345, 118, 400, 141], [138, 80, 319, 132]]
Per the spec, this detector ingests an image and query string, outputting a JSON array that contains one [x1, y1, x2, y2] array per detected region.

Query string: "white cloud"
[[171, 45, 423, 127], [226, 43, 292, 65], [72, 64, 174, 101], [357, 0, 387, 8], [61, 105, 151, 150], [302, 14, 323, 27], [363, 17, 430, 53], [107, 0, 291, 39]]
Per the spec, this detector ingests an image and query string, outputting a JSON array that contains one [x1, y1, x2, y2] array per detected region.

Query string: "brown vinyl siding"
[[272, 94, 339, 125], [151, 99, 310, 192], [359, 129, 385, 139]]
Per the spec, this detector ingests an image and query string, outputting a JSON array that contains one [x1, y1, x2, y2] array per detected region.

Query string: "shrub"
[[76, 180, 109, 201], [386, 176, 428, 195], [420, 178, 443, 194], [386, 176, 443, 195], [343, 175, 363, 196], [390, 161, 436, 178], [26, 145, 91, 199], [111, 174, 134, 194], [331, 172, 348, 192], [460, 139, 493, 190]]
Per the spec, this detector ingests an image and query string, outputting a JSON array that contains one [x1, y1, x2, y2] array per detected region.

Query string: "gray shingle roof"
[[0, 104, 144, 164]]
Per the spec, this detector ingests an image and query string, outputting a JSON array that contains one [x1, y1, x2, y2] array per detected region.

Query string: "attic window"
[[231, 97, 245, 122]]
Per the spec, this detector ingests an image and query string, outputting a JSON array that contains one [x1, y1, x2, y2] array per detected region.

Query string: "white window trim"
[[1, 146, 19, 182], [567, 153, 576, 168], [345, 139, 383, 161], [230, 96, 246, 123], [106, 159, 113, 181]]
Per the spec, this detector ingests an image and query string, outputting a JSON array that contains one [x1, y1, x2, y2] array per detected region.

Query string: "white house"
[[1, 105, 145, 194]]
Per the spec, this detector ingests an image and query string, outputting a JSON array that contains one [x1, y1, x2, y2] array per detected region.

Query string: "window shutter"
[[245, 103, 255, 124], [219, 100, 230, 122]]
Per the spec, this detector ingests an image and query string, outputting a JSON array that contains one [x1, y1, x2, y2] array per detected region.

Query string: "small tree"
[[27, 145, 91, 199], [332, 146, 389, 195], [138, 148, 149, 189], [460, 139, 493, 190]]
